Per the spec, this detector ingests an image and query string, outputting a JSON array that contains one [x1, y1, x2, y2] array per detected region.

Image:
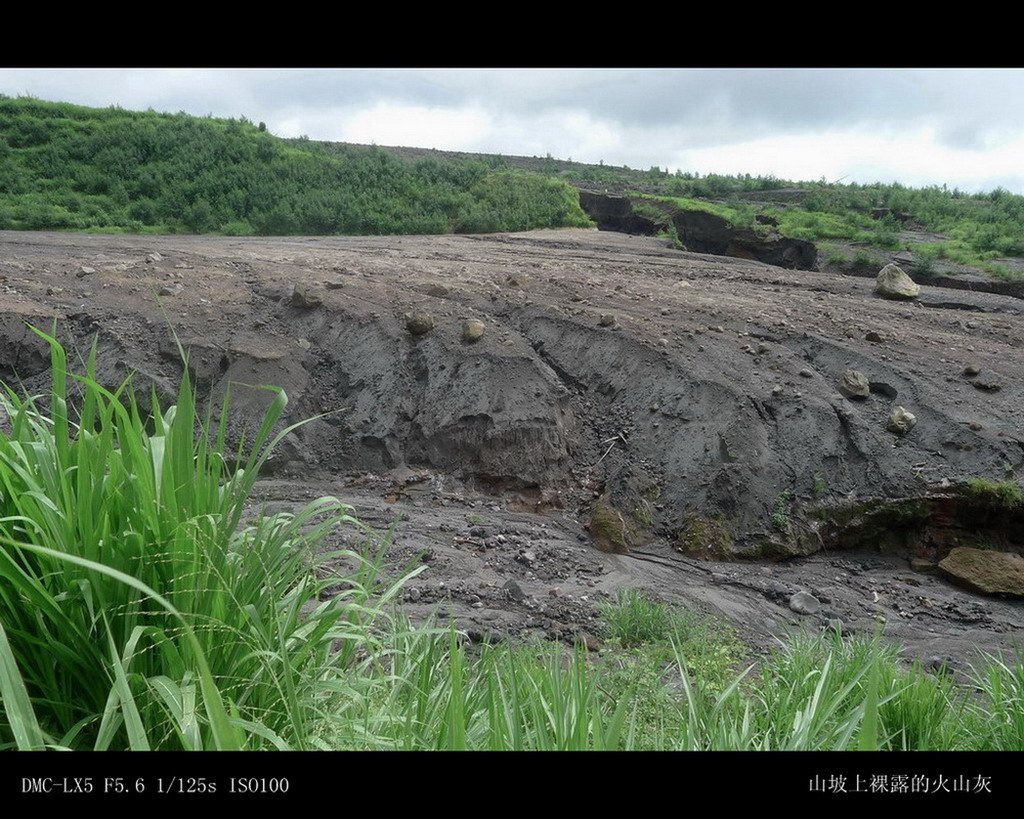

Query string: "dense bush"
[[0, 96, 591, 237]]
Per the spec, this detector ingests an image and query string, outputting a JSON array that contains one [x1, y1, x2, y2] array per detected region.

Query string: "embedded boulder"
[[462, 319, 486, 342], [875, 263, 920, 300], [405, 311, 435, 336], [939, 547, 1024, 597], [838, 369, 871, 399], [291, 284, 322, 308], [971, 372, 1003, 392], [887, 406, 917, 436]]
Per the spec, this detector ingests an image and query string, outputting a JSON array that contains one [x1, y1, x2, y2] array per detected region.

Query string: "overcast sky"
[[3, 68, 1024, 194]]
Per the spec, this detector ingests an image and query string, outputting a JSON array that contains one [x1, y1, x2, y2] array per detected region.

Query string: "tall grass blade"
[[0, 619, 47, 750]]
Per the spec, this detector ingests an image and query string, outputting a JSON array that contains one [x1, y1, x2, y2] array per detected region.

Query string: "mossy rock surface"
[[676, 515, 732, 561], [590, 494, 634, 554]]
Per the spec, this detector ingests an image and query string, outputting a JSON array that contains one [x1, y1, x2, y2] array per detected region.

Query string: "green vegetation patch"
[[963, 478, 1024, 509], [0, 327, 414, 750], [0, 96, 591, 237]]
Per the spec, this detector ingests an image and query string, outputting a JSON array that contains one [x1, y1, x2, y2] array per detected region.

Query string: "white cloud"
[[339, 103, 492, 149], [676, 126, 1024, 192]]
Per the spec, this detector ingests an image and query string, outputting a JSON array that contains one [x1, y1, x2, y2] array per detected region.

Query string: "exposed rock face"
[[887, 406, 917, 435], [672, 209, 818, 270], [875, 263, 920, 300], [671, 209, 733, 255], [574, 191, 818, 270], [939, 547, 1024, 597], [838, 369, 871, 399], [3, 228, 1022, 563], [576, 190, 660, 235]]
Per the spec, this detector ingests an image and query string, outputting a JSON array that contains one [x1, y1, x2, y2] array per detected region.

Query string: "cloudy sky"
[[3, 68, 1024, 194]]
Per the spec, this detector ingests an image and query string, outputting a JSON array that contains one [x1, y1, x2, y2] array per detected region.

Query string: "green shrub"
[[911, 253, 937, 277], [771, 490, 793, 530]]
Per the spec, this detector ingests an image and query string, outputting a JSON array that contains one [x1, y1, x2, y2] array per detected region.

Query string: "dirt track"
[[1, 228, 1022, 670]]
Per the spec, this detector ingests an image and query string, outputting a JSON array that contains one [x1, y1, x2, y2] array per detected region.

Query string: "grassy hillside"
[[0, 96, 592, 236]]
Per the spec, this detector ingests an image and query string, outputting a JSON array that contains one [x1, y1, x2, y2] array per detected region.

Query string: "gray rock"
[[598, 314, 617, 327], [77, 266, 97, 278], [886, 406, 917, 436], [405, 311, 434, 336], [837, 369, 870, 399], [158, 283, 183, 297], [503, 579, 526, 601], [462, 319, 486, 342], [865, 331, 885, 343], [939, 547, 1024, 596], [291, 285, 322, 308], [963, 364, 982, 376], [789, 591, 821, 615], [875, 263, 920, 300]]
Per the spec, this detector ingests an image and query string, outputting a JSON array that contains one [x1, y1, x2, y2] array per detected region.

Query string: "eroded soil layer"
[[2, 229, 1022, 665]]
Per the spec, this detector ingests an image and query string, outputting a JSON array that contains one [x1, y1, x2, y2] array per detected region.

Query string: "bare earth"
[[1, 228, 1022, 674]]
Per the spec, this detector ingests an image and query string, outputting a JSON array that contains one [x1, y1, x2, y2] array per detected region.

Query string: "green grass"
[[963, 477, 1023, 508], [633, 193, 755, 229], [0, 327, 414, 750], [985, 262, 1024, 282]]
